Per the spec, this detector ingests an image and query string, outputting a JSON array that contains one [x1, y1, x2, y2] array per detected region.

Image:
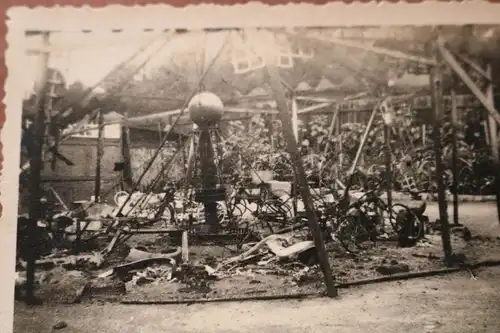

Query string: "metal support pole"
[[430, 41, 453, 259], [485, 65, 500, 223], [184, 125, 197, 199], [26, 31, 50, 304], [322, 106, 340, 157], [198, 127, 219, 232], [265, 64, 337, 298], [120, 113, 133, 192], [94, 109, 104, 203], [422, 125, 426, 145], [450, 81, 460, 225], [384, 122, 393, 208]]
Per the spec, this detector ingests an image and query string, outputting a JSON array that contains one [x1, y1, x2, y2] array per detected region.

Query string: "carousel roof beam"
[[297, 102, 332, 114], [127, 109, 184, 123], [297, 92, 376, 114], [111, 94, 184, 102], [295, 92, 369, 103], [60, 108, 184, 137], [67, 106, 279, 137], [224, 107, 278, 114], [285, 31, 436, 66], [175, 114, 255, 127], [438, 37, 500, 125], [227, 94, 272, 102]]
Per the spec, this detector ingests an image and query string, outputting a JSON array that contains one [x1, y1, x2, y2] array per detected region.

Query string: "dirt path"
[[424, 202, 500, 238], [13, 266, 500, 333]]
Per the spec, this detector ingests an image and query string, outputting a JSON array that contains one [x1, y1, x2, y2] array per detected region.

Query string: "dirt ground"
[[11, 202, 500, 332], [13, 266, 500, 333]]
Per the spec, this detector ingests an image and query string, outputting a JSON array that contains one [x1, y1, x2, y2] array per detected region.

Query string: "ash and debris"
[[15, 190, 500, 304]]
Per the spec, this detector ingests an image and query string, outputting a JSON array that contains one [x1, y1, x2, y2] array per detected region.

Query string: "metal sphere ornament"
[[188, 92, 224, 127]]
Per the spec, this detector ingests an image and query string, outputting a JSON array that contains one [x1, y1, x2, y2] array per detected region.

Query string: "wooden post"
[[292, 96, 299, 141], [485, 65, 500, 223], [348, 106, 378, 176], [94, 109, 104, 203], [184, 125, 197, 198], [181, 231, 189, 263], [438, 40, 500, 125], [265, 64, 337, 298], [158, 122, 163, 143], [450, 80, 460, 225], [422, 125, 426, 145], [337, 114, 343, 180], [383, 116, 393, 209], [120, 112, 133, 191], [26, 31, 50, 304], [430, 40, 453, 259], [322, 106, 340, 157]]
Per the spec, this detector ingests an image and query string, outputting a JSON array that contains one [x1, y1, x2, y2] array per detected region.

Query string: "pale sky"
[[20, 27, 441, 98], [20, 29, 283, 98], [21, 30, 229, 97]]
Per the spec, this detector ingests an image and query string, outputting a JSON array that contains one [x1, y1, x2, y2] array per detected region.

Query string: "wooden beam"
[[438, 38, 500, 125], [322, 106, 340, 157], [291, 96, 299, 140], [264, 64, 337, 298], [486, 65, 499, 163], [486, 65, 500, 224], [296, 92, 369, 104], [382, 106, 393, 210], [348, 106, 378, 176], [430, 40, 453, 259], [120, 113, 133, 191], [26, 31, 50, 304], [455, 53, 490, 82], [297, 102, 332, 115], [94, 109, 104, 203], [450, 82, 460, 226]]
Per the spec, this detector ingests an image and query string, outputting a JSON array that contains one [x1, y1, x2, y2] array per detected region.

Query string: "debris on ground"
[[52, 321, 68, 330], [375, 263, 410, 276], [15, 186, 499, 303]]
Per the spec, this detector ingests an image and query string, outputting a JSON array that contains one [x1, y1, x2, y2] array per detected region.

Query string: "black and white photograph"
[[3, 3, 500, 332]]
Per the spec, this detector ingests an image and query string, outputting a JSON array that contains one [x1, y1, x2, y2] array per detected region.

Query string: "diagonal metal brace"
[[437, 38, 500, 125], [47, 146, 74, 166]]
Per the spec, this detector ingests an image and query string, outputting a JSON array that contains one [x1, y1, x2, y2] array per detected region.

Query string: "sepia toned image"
[[4, 4, 500, 332]]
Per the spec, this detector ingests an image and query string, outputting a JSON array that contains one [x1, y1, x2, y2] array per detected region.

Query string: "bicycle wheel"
[[335, 209, 375, 254], [388, 203, 425, 240]]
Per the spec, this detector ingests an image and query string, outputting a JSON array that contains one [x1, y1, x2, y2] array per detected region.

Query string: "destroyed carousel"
[[17, 26, 500, 304]]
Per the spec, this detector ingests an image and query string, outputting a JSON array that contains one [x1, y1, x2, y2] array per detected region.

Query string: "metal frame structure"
[[23, 26, 500, 304]]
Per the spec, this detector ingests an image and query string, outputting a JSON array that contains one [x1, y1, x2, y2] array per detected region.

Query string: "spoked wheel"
[[257, 201, 290, 234], [334, 207, 377, 254], [225, 196, 245, 228], [386, 203, 425, 240]]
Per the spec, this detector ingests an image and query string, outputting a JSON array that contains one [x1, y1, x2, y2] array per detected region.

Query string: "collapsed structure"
[[17, 26, 500, 303]]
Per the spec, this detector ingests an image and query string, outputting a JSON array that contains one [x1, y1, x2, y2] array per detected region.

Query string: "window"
[[233, 59, 251, 74], [278, 55, 293, 68]]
